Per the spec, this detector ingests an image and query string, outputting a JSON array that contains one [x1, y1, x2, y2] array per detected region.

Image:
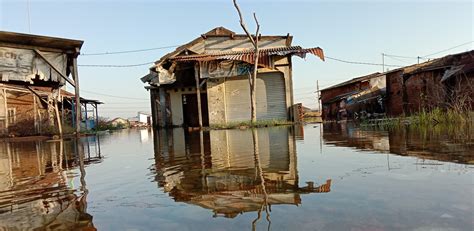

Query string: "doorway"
[[182, 94, 209, 127]]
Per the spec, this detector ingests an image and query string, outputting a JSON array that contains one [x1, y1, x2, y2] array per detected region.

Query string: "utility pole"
[[382, 53, 385, 73], [316, 80, 321, 112]]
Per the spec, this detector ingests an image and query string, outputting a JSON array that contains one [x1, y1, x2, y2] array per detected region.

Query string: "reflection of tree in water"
[[151, 127, 332, 227], [0, 136, 101, 230]]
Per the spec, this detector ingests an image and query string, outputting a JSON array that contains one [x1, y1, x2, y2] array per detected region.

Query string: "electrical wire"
[[325, 56, 403, 67], [81, 89, 149, 100], [81, 45, 179, 56], [421, 41, 473, 58], [384, 55, 412, 64], [78, 62, 155, 68]]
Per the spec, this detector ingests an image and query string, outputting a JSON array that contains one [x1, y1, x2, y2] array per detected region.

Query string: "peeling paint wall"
[[206, 78, 226, 124]]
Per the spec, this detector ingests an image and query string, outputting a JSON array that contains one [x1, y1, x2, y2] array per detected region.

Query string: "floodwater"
[[0, 124, 473, 230]]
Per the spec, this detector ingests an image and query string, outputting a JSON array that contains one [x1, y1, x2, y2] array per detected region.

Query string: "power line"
[[325, 56, 403, 67], [81, 89, 149, 100], [78, 61, 155, 68], [383, 54, 420, 59], [81, 45, 179, 56], [421, 41, 473, 58], [384, 55, 412, 64]]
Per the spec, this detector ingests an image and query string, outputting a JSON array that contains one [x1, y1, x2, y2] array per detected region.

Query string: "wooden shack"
[[141, 27, 324, 128], [320, 72, 386, 121], [0, 31, 83, 136]]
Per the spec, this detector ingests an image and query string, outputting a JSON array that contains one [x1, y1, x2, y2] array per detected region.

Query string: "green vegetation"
[[208, 119, 293, 130], [360, 108, 473, 129]]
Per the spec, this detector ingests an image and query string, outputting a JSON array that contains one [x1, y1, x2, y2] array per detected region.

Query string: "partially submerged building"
[[320, 72, 386, 120], [141, 27, 324, 127], [0, 31, 85, 136], [385, 50, 474, 116]]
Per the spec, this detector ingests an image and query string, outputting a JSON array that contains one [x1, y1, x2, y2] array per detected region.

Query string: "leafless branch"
[[233, 0, 256, 46], [253, 12, 260, 43]]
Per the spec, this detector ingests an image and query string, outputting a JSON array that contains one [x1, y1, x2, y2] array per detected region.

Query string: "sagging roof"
[[149, 26, 313, 68], [169, 45, 324, 65], [321, 72, 382, 92], [0, 31, 83, 52], [385, 50, 474, 76]]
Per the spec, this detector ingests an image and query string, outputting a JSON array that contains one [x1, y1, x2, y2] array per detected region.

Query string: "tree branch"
[[233, 0, 256, 46], [253, 12, 260, 42]]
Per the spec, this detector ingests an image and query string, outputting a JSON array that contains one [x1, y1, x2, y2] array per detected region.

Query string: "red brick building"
[[386, 50, 474, 116]]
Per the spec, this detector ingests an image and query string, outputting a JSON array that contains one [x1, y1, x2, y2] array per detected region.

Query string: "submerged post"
[[72, 56, 81, 135], [195, 62, 203, 129]]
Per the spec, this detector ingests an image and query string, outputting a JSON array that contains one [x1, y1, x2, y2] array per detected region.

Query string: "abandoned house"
[[385, 50, 474, 116], [141, 27, 324, 127], [0, 31, 85, 136], [320, 72, 386, 120]]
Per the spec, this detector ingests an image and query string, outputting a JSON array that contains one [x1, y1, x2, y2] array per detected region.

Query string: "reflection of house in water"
[[0, 136, 101, 230], [323, 122, 390, 153], [323, 123, 474, 164], [152, 127, 331, 218]]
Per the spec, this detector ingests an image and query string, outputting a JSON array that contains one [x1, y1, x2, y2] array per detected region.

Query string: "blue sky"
[[1, 0, 472, 118]]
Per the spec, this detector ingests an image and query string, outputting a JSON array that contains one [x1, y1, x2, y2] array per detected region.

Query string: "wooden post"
[[195, 62, 203, 129], [61, 96, 64, 126], [33, 94, 38, 133], [54, 99, 63, 136], [84, 103, 88, 130], [72, 57, 81, 135], [3, 89, 8, 133], [94, 104, 99, 130]]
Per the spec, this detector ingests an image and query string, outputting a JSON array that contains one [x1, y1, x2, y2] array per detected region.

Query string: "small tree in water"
[[232, 0, 260, 124]]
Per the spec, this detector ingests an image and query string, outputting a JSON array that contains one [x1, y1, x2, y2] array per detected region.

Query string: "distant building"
[[110, 117, 129, 128], [320, 72, 386, 120], [141, 27, 324, 128], [137, 111, 152, 125]]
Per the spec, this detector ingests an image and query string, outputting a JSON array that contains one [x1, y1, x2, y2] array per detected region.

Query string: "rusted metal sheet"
[[169, 46, 324, 65]]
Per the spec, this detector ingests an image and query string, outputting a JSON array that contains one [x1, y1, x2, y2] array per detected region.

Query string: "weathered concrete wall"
[[206, 78, 226, 125]]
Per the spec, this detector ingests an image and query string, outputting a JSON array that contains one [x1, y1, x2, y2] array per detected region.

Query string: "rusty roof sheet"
[[169, 46, 324, 63], [0, 31, 83, 51], [321, 72, 382, 92]]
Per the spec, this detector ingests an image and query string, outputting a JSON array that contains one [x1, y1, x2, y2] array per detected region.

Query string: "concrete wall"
[[206, 78, 226, 124]]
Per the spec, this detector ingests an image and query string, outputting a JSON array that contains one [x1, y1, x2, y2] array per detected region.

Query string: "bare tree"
[[233, 0, 260, 124]]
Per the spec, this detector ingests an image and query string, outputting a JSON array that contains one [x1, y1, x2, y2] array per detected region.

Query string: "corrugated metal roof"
[[0, 31, 83, 51], [169, 46, 324, 65], [321, 72, 382, 92]]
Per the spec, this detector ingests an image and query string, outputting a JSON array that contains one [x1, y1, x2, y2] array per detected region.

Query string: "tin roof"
[[321, 72, 382, 92], [0, 31, 83, 52], [150, 26, 296, 68], [169, 46, 324, 67]]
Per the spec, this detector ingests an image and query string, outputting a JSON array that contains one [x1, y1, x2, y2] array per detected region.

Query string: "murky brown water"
[[0, 124, 472, 230]]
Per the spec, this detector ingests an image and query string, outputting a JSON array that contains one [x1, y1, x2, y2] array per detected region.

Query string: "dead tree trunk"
[[233, 0, 260, 124]]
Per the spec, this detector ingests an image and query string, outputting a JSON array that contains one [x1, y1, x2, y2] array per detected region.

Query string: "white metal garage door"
[[225, 72, 287, 122]]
